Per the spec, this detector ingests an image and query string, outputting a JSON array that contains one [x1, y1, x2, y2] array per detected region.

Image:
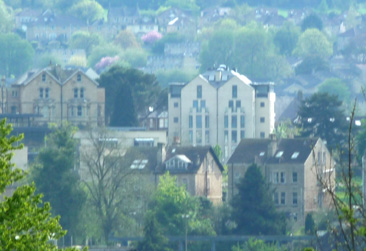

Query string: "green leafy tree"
[[296, 92, 348, 149], [114, 30, 141, 49], [0, 119, 67, 249], [69, 31, 103, 55], [274, 21, 300, 55], [0, 0, 12, 32], [318, 78, 350, 104], [68, 0, 105, 22], [0, 33, 35, 77], [305, 213, 315, 234], [232, 238, 283, 251], [293, 29, 333, 59], [32, 124, 87, 245], [231, 164, 286, 235], [137, 211, 172, 251], [98, 66, 160, 126], [301, 14, 323, 31], [295, 55, 329, 75], [87, 43, 122, 67]]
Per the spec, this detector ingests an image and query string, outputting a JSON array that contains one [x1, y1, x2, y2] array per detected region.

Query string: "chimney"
[[157, 143, 166, 164], [215, 70, 222, 81], [267, 133, 277, 157]]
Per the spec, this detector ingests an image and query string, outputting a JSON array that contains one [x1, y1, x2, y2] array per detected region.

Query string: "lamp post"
[[182, 214, 189, 251]]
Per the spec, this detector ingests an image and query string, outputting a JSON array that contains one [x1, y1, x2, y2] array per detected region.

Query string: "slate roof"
[[160, 146, 224, 174], [228, 138, 319, 165], [124, 147, 159, 173]]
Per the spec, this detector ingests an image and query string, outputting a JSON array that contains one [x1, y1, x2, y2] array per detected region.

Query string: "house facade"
[[227, 137, 335, 228], [2, 65, 105, 127], [168, 66, 276, 161]]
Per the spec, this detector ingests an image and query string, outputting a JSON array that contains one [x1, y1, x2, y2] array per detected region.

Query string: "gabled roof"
[[161, 146, 224, 174], [228, 138, 320, 165]]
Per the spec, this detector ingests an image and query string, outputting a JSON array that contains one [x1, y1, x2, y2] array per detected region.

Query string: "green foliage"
[[0, 33, 35, 77], [155, 69, 198, 88], [274, 22, 300, 55], [0, 0, 12, 32], [293, 29, 333, 59], [32, 124, 87, 244], [231, 239, 283, 251], [33, 53, 63, 68], [275, 120, 300, 139], [296, 92, 348, 149], [301, 14, 323, 31], [69, 31, 103, 55], [295, 56, 329, 75], [231, 164, 286, 235], [98, 66, 160, 126], [305, 213, 315, 234], [151, 32, 187, 55], [68, 0, 105, 22], [0, 119, 67, 250], [356, 119, 366, 162], [318, 78, 350, 104], [87, 43, 122, 67], [121, 48, 147, 68], [114, 30, 141, 49]]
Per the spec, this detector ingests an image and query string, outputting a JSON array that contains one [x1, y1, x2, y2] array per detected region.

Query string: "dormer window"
[[77, 73, 81, 82], [42, 73, 46, 82]]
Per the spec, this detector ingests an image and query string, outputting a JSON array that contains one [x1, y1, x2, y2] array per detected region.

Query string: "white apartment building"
[[168, 65, 276, 161]]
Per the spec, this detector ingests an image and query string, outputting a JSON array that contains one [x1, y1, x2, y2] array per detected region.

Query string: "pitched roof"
[[228, 138, 319, 165], [124, 147, 159, 173]]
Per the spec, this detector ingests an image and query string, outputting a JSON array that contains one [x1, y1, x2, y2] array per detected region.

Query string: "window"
[[77, 105, 82, 117], [12, 90, 17, 97], [189, 116, 193, 128], [240, 115, 245, 128], [201, 100, 206, 109], [274, 192, 279, 205], [228, 100, 233, 111], [196, 115, 202, 128], [224, 116, 228, 128], [293, 192, 298, 205], [80, 88, 84, 98], [174, 117, 178, 123], [174, 102, 178, 108], [11, 106, 16, 114], [280, 172, 285, 184], [232, 115, 237, 128], [273, 172, 279, 184], [189, 131, 193, 144], [240, 130, 245, 140], [280, 192, 286, 205], [77, 73, 81, 81], [45, 88, 49, 98], [260, 132, 265, 138], [224, 130, 228, 144], [42, 73, 46, 82], [236, 100, 241, 111], [260, 102, 265, 107], [231, 130, 237, 144], [260, 117, 265, 123], [232, 85, 237, 98], [197, 85, 202, 98], [74, 88, 78, 98], [196, 130, 202, 144], [205, 115, 209, 128], [205, 130, 209, 144], [193, 100, 198, 111], [292, 172, 298, 183], [39, 88, 44, 98]]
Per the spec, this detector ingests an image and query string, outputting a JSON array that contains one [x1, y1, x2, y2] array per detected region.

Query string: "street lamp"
[[181, 214, 189, 251]]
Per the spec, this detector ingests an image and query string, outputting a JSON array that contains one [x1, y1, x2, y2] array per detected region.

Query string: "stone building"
[[227, 136, 335, 228], [168, 65, 275, 161], [3, 65, 105, 127]]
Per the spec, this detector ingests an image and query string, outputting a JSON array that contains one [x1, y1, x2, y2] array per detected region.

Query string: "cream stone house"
[[168, 65, 275, 161], [227, 136, 335, 228], [4, 65, 105, 127]]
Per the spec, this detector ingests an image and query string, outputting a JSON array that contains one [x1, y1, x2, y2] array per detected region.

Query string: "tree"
[[305, 213, 315, 234], [68, 0, 105, 23], [274, 21, 300, 55], [318, 78, 350, 104], [0, 119, 67, 249], [293, 29, 333, 59], [114, 30, 140, 49], [69, 31, 103, 55], [32, 124, 86, 245], [231, 164, 286, 235], [0, 33, 35, 77], [296, 92, 348, 150], [301, 13, 323, 31], [98, 66, 160, 126], [0, 0, 12, 32], [87, 43, 122, 68], [137, 211, 172, 251], [295, 55, 329, 75], [232, 238, 283, 251]]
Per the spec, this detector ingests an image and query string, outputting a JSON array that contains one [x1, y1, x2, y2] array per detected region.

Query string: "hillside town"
[[1, 0, 366, 250]]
